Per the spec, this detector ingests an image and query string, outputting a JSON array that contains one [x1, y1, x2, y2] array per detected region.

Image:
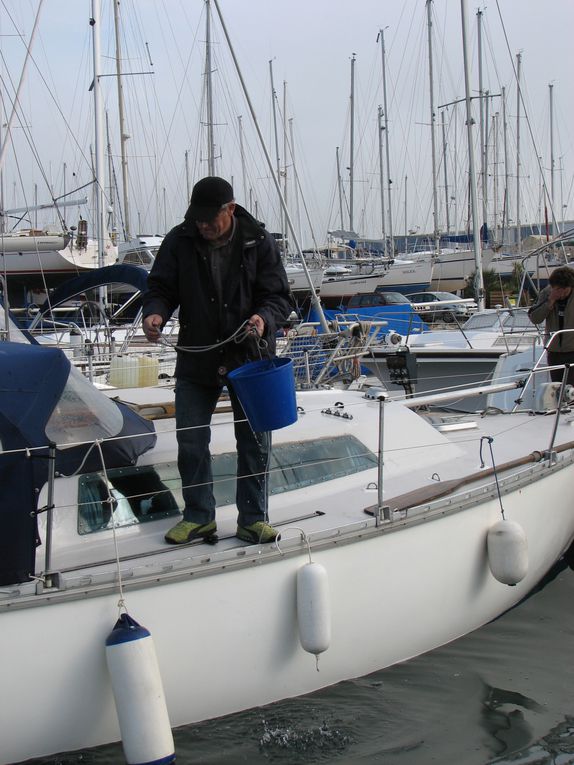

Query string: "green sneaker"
[[236, 521, 278, 544], [165, 520, 217, 545]]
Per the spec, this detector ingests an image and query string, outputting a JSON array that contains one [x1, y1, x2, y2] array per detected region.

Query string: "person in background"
[[142, 176, 292, 545], [528, 265, 574, 385]]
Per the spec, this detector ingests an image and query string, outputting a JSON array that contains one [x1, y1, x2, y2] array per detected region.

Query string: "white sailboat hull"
[[0, 235, 117, 276], [284, 262, 325, 293], [2, 464, 573, 763], [2, 381, 574, 762], [320, 258, 432, 300], [429, 247, 496, 291]]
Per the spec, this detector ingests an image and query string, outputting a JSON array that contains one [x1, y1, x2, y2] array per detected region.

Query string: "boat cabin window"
[[267, 435, 377, 493], [121, 249, 154, 267], [78, 464, 181, 534], [463, 309, 538, 332], [501, 310, 536, 331], [463, 313, 502, 330], [77, 435, 376, 534]]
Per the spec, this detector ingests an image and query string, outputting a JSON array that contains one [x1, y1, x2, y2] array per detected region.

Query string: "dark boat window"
[[77, 435, 377, 534], [78, 464, 181, 534]]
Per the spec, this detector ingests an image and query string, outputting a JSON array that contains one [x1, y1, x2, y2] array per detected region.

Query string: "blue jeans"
[[175, 378, 271, 527]]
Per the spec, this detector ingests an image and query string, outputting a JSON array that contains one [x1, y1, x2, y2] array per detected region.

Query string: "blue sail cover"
[[0, 342, 70, 445], [0, 342, 157, 585], [37, 263, 149, 312]]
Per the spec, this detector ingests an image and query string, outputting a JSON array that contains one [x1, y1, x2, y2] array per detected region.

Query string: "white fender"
[[105, 613, 175, 765], [487, 519, 528, 586], [296, 562, 331, 655]]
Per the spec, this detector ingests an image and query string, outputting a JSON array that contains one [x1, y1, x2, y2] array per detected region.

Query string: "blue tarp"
[[0, 342, 157, 585], [306, 305, 427, 337]]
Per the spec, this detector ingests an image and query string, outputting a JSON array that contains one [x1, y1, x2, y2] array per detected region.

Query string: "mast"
[[162, 186, 167, 233], [378, 28, 394, 255], [269, 60, 281, 186], [184, 149, 190, 201], [460, 0, 485, 310], [377, 106, 387, 251], [492, 112, 499, 244], [237, 115, 247, 206], [502, 85, 509, 243], [426, 0, 440, 257], [113, 0, 131, 239], [441, 110, 450, 235], [515, 52, 522, 253], [349, 53, 356, 233], [289, 118, 303, 247], [484, 88, 490, 236], [205, 0, 216, 175], [549, 82, 555, 236], [269, 59, 284, 246], [90, 0, 107, 273], [404, 175, 408, 244], [0, 85, 4, 233], [453, 106, 458, 234], [105, 111, 116, 236], [283, 81, 289, 251], [63, 162, 67, 222], [477, 9, 487, 233], [336, 147, 345, 230], [559, 157, 565, 234]]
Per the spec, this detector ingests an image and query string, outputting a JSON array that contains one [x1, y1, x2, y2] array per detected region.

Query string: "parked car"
[[336, 291, 426, 336], [350, 291, 413, 308], [405, 291, 477, 323]]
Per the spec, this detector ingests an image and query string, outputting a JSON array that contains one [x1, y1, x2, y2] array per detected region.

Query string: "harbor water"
[[25, 553, 574, 765]]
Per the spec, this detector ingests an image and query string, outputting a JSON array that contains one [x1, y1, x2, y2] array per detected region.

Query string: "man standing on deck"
[[142, 176, 292, 545], [528, 265, 574, 385]]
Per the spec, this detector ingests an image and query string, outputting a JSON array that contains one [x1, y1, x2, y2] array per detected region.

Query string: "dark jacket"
[[142, 204, 292, 385], [528, 285, 574, 353]]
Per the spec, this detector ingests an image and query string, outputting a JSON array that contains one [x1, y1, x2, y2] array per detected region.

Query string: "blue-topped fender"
[[106, 612, 151, 646]]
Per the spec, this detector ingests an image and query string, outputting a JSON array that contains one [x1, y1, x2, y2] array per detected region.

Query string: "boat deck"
[[24, 385, 574, 596]]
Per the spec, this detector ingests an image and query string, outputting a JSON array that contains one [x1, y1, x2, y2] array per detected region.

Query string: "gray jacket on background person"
[[528, 285, 574, 353]]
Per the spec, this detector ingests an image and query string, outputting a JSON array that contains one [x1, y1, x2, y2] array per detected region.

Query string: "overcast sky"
[[2, 0, 573, 246]]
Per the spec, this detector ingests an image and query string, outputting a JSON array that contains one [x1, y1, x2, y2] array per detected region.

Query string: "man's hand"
[[143, 314, 164, 342], [247, 314, 265, 337], [548, 286, 571, 308]]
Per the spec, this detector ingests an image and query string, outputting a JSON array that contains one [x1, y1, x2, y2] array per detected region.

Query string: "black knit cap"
[[187, 176, 234, 222]]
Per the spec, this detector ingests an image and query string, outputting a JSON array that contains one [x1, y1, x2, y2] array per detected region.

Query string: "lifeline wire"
[[480, 435, 506, 520], [95, 440, 127, 616]]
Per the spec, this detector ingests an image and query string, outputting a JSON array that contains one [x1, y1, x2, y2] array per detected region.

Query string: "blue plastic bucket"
[[227, 357, 297, 431]]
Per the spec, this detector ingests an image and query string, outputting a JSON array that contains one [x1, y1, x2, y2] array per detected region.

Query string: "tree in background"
[[464, 268, 498, 307]]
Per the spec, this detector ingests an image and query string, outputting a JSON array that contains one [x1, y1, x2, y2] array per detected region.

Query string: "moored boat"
[[362, 307, 545, 405], [1, 338, 574, 762], [318, 256, 433, 308]]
